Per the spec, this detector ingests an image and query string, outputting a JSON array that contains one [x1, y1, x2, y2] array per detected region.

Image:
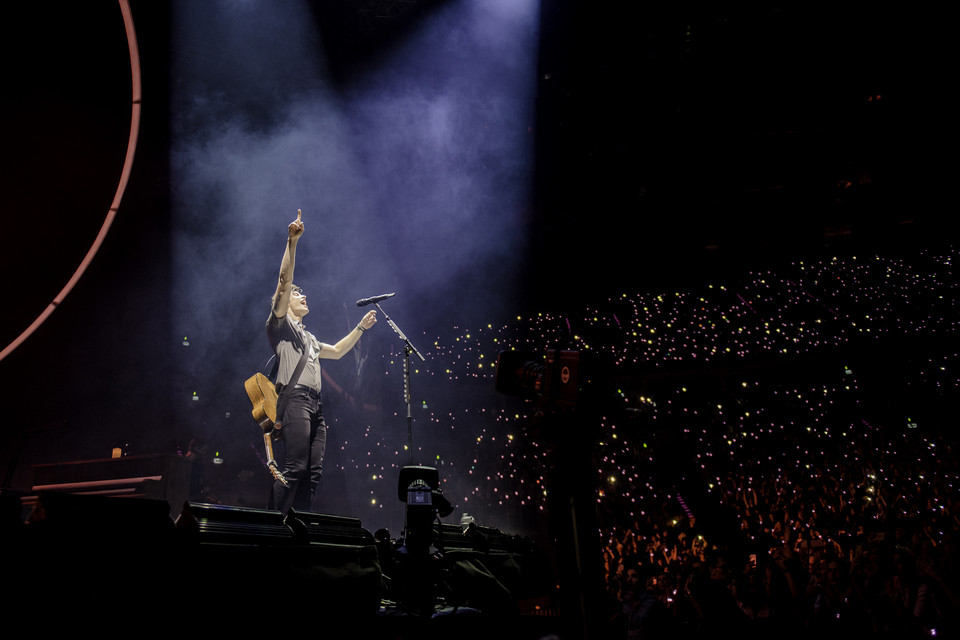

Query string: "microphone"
[[356, 293, 395, 307]]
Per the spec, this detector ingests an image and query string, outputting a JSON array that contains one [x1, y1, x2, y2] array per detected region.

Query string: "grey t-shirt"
[[266, 313, 323, 391]]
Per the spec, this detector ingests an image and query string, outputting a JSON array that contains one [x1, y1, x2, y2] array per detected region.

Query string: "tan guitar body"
[[244, 372, 279, 432]]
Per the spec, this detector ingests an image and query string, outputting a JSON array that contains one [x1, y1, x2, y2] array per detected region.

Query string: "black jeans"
[[272, 388, 327, 513]]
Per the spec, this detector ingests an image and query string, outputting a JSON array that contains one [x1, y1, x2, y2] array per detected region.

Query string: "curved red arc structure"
[[0, 0, 142, 363]]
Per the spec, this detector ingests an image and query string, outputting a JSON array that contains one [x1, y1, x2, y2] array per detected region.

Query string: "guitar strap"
[[274, 344, 310, 428]]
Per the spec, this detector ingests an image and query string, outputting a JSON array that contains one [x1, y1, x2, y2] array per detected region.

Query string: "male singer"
[[267, 209, 377, 512]]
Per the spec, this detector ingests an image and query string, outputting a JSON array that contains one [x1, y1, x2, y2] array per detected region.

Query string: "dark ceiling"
[[1, 3, 941, 324], [310, 2, 944, 298]]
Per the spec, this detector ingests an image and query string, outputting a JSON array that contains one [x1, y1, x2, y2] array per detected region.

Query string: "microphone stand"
[[375, 302, 424, 465]]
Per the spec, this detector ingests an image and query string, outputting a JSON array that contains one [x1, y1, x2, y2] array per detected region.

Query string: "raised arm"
[[319, 310, 378, 359], [272, 209, 305, 318]]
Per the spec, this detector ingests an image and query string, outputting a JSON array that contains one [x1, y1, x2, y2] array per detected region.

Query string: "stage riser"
[[29, 454, 191, 513], [5, 494, 384, 622]]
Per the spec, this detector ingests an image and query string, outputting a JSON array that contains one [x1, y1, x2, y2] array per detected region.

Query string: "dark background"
[[0, 2, 947, 536]]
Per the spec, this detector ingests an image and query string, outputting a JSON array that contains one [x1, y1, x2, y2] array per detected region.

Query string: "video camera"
[[398, 465, 453, 554], [494, 349, 589, 410]]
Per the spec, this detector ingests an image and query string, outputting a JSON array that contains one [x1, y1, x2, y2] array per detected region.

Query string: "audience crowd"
[[575, 249, 960, 639], [599, 417, 958, 639], [380, 245, 959, 638], [294, 245, 959, 640]]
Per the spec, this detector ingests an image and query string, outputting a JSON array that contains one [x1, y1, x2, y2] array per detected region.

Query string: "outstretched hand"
[[360, 310, 378, 330], [288, 209, 304, 240]]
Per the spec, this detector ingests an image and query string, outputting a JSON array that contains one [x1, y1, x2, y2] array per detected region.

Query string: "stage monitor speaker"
[[177, 503, 383, 620]]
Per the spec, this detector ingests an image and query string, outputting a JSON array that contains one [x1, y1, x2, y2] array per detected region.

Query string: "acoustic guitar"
[[243, 372, 289, 487]]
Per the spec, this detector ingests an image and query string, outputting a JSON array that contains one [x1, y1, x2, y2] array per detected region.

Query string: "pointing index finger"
[[297, 209, 302, 222]]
